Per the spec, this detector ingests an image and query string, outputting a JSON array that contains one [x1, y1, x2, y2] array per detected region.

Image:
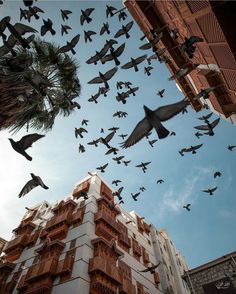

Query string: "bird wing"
[[36, 176, 48, 189], [88, 76, 103, 84], [14, 23, 38, 34], [70, 34, 80, 47], [114, 28, 124, 38], [85, 8, 95, 16], [125, 21, 133, 32], [19, 179, 38, 198], [86, 54, 100, 64], [121, 118, 152, 148], [80, 14, 85, 25], [101, 53, 114, 63], [118, 187, 123, 194], [18, 133, 45, 150], [155, 99, 189, 121], [121, 60, 133, 69], [211, 186, 217, 192], [105, 149, 113, 155], [211, 117, 220, 129], [192, 144, 203, 150], [135, 54, 147, 65], [57, 43, 70, 53], [105, 130, 116, 143], [203, 189, 210, 193], [114, 43, 126, 57], [139, 268, 149, 273], [87, 30, 96, 36], [102, 163, 109, 169], [198, 112, 213, 120], [194, 124, 209, 131], [100, 25, 106, 35], [103, 67, 118, 80], [139, 43, 152, 50], [32, 6, 44, 13]]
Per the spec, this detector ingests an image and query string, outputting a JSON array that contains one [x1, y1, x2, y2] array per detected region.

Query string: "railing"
[[118, 233, 131, 248], [45, 211, 72, 231], [89, 257, 122, 284]]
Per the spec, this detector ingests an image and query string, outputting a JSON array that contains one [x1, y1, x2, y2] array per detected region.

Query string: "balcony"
[[132, 240, 142, 256], [13, 222, 36, 236], [25, 258, 58, 282], [55, 255, 74, 276], [72, 180, 90, 199], [118, 233, 131, 248], [89, 257, 122, 285], [4, 234, 29, 261], [94, 211, 119, 232], [45, 211, 72, 232], [47, 223, 68, 241], [72, 207, 85, 225], [25, 277, 52, 294], [100, 181, 113, 201]]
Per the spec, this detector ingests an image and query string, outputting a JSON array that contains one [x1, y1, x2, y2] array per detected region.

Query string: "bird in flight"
[[96, 163, 108, 173], [157, 89, 165, 98], [228, 145, 235, 151], [148, 139, 157, 148], [61, 24, 71, 36], [140, 187, 146, 192], [61, 9, 72, 21], [123, 160, 131, 166], [113, 187, 123, 200], [80, 8, 94, 25], [183, 204, 191, 211], [121, 98, 190, 148], [144, 66, 153, 76], [75, 127, 87, 139], [41, 18, 55, 36], [136, 162, 151, 173], [203, 187, 217, 196], [58, 34, 80, 55], [19, 173, 48, 198], [194, 117, 220, 136], [121, 54, 147, 72], [106, 5, 117, 18], [84, 30, 96, 43], [114, 21, 134, 39], [195, 132, 203, 139], [88, 67, 118, 89], [112, 180, 122, 186], [198, 113, 213, 124], [139, 262, 161, 274], [131, 192, 140, 201], [214, 171, 222, 178], [9, 133, 45, 161], [113, 156, 125, 164], [99, 131, 116, 149], [179, 144, 203, 156], [100, 22, 110, 35], [105, 147, 119, 155], [157, 179, 164, 184]]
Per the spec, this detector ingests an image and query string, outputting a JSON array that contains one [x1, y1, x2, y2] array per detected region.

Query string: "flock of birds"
[[1, 0, 235, 214]]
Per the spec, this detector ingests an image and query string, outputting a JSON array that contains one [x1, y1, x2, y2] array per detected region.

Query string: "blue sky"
[[0, 1, 236, 269]]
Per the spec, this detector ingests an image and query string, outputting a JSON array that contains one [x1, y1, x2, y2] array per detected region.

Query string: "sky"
[[0, 0, 236, 269]]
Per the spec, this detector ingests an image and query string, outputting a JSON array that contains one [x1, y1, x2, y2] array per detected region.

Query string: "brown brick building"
[[0, 237, 7, 255], [125, 0, 236, 124]]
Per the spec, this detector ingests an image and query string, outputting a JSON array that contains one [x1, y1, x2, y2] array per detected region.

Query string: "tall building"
[[183, 251, 236, 294], [0, 174, 189, 294], [125, 0, 236, 124]]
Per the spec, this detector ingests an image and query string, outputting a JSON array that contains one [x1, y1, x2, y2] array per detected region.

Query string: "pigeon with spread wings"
[[114, 21, 133, 39], [203, 187, 217, 196], [19, 173, 48, 198], [9, 133, 45, 161], [96, 163, 108, 173], [121, 55, 147, 72], [121, 98, 190, 148], [80, 8, 94, 25], [58, 34, 80, 55], [101, 43, 125, 66], [194, 117, 220, 136], [88, 67, 117, 89], [139, 262, 161, 274]]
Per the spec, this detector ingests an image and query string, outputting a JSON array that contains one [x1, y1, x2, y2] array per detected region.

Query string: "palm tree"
[[0, 38, 81, 133]]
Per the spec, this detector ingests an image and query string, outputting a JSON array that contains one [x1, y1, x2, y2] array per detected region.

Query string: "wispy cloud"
[[156, 166, 212, 220]]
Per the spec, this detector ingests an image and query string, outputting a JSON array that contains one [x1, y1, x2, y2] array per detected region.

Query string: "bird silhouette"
[[183, 204, 191, 211], [228, 145, 236, 151], [101, 43, 125, 66], [87, 139, 99, 147], [148, 139, 157, 147], [136, 162, 151, 173], [114, 21, 133, 39], [75, 127, 87, 139], [27, 6, 44, 21], [61, 9, 72, 21], [76, 190, 88, 200], [203, 187, 217, 195], [112, 180, 121, 186], [41, 18, 55, 36], [170, 131, 176, 136], [214, 171, 222, 178], [144, 66, 153, 76], [98, 86, 110, 97], [139, 262, 161, 274], [100, 22, 110, 35], [194, 117, 220, 136], [139, 32, 163, 52], [88, 67, 118, 89], [140, 187, 146, 192], [112, 156, 125, 164], [108, 127, 119, 132], [195, 132, 203, 139], [106, 5, 117, 17], [78, 144, 85, 153], [96, 163, 108, 173], [84, 30, 96, 43], [88, 92, 100, 104], [169, 68, 188, 81], [198, 113, 213, 123], [123, 160, 131, 166], [9, 133, 45, 161], [119, 134, 128, 140], [193, 87, 216, 100], [58, 34, 80, 55], [99, 131, 116, 149], [19, 173, 48, 198], [181, 36, 204, 58], [131, 192, 140, 201], [113, 187, 123, 200], [122, 98, 190, 148], [157, 179, 164, 184], [61, 24, 71, 36], [179, 144, 203, 156], [82, 119, 89, 126], [118, 10, 127, 21], [105, 147, 119, 155], [157, 89, 165, 98], [80, 8, 94, 25], [121, 55, 147, 72]]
